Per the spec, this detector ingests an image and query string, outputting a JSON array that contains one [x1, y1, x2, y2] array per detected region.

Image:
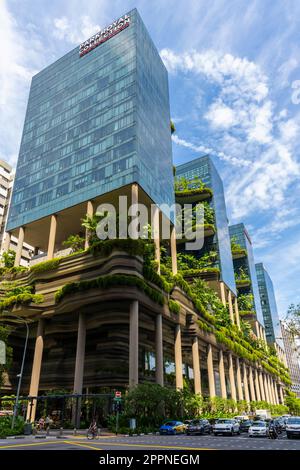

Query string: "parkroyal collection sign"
[[79, 15, 131, 57]]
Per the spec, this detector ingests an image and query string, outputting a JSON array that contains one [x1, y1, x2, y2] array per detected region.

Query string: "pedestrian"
[[38, 417, 45, 431], [45, 415, 52, 433]]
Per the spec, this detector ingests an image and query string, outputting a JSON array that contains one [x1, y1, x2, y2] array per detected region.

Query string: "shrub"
[[168, 300, 180, 314], [30, 258, 61, 274]]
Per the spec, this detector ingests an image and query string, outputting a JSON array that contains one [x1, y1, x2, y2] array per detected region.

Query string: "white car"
[[213, 418, 240, 436], [248, 421, 268, 437], [286, 416, 300, 439]]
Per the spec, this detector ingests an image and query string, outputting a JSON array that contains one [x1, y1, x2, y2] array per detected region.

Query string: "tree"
[[170, 120, 176, 134], [62, 234, 85, 253], [285, 303, 300, 338], [0, 325, 12, 390], [1, 250, 16, 269]]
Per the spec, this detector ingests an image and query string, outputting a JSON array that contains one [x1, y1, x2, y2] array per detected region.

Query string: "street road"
[[0, 433, 300, 450]]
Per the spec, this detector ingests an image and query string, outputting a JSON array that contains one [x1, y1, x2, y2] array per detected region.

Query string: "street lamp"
[[0, 312, 29, 429]]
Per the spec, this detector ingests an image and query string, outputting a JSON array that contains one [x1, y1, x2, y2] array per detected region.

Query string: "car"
[[248, 420, 268, 437], [286, 416, 300, 439], [159, 420, 186, 435], [213, 418, 240, 436], [186, 419, 212, 435], [239, 419, 253, 433]]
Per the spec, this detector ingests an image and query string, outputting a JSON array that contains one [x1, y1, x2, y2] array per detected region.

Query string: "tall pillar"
[[1, 231, 11, 253], [269, 376, 275, 404], [228, 353, 237, 401], [170, 225, 177, 275], [274, 380, 279, 405], [174, 324, 183, 389], [236, 358, 244, 401], [254, 369, 261, 401], [218, 350, 227, 399], [47, 215, 57, 260], [26, 319, 45, 422], [129, 300, 139, 388], [228, 291, 235, 324], [279, 385, 284, 404], [243, 362, 250, 403], [263, 373, 269, 402], [220, 282, 226, 308], [192, 337, 201, 395], [207, 344, 216, 398], [259, 372, 266, 401], [152, 206, 160, 274], [84, 200, 94, 249], [234, 297, 241, 329], [72, 313, 86, 427], [14, 226, 25, 267], [155, 314, 164, 386], [255, 321, 261, 340], [249, 367, 256, 402]]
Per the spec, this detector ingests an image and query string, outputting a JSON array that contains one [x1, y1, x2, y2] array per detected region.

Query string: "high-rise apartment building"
[[281, 322, 300, 397], [0, 159, 32, 266], [6, 9, 174, 260]]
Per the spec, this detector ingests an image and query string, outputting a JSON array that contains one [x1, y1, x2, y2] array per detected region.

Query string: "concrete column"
[[243, 362, 250, 403], [72, 313, 86, 427], [1, 231, 11, 252], [236, 357, 244, 401], [269, 376, 275, 404], [234, 297, 241, 329], [26, 319, 45, 422], [274, 380, 279, 405], [228, 353, 237, 401], [47, 215, 57, 260], [84, 200, 94, 249], [255, 321, 261, 340], [218, 350, 227, 399], [129, 300, 139, 388], [263, 373, 269, 402], [192, 337, 201, 395], [131, 183, 139, 240], [254, 369, 261, 401], [174, 324, 183, 389], [220, 282, 226, 308], [258, 371, 266, 401], [228, 291, 235, 324], [170, 225, 177, 275], [155, 314, 164, 386], [14, 226, 25, 267], [207, 344, 216, 398], [249, 367, 256, 402], [152, 205, 160, 274], [279, 385, 284, 404]]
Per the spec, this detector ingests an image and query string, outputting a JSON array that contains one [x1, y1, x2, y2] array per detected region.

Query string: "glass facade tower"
[[229, 223, 264, 326], [176, 156, 236, 295], [256, 262, 283, 348], [7, 9, 174, 231]]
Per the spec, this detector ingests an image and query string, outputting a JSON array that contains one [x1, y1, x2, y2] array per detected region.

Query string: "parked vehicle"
[[159, 420, 186, 435], [213, 418, 240, 436], [186, 419, 211, 436], [239, 419, 253, 433], [286, 416, 300, 439], [248, 421, 269, 437]]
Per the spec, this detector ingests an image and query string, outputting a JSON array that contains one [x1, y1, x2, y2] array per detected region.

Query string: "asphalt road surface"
[[0, 433, 300, 450]]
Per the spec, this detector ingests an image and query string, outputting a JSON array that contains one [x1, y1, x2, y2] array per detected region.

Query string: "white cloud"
[[162, 47, 300, 230], [53, 15, 101, 44]]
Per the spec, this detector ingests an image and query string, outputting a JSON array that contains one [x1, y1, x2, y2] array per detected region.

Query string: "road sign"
[[115, 391, 122, 398], [0, 340, 6, 365]]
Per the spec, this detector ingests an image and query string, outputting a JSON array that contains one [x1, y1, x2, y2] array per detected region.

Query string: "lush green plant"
[[0, 293, 44, 311], [1, 250, 16, 268], [170, 120, 176, 134], [0, 416, 24, 438], [0, 326, 13, 388], [235, 267, 250, 282], [168, 300, 180, 314], [284, 303, 300, 338], [55, 274, 165, 306], [238, 293, 254, 311], [62, 234, 85, 252], [88, 238, 147, 258], [30, 258, 61, 273]]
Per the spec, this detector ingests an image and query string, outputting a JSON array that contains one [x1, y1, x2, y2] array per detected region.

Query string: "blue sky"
[[1, 0, 300, 317]]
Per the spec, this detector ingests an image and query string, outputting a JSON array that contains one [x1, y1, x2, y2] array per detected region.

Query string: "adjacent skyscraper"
[[255, 262, 282, 347], [281, 321, 300, 397]]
